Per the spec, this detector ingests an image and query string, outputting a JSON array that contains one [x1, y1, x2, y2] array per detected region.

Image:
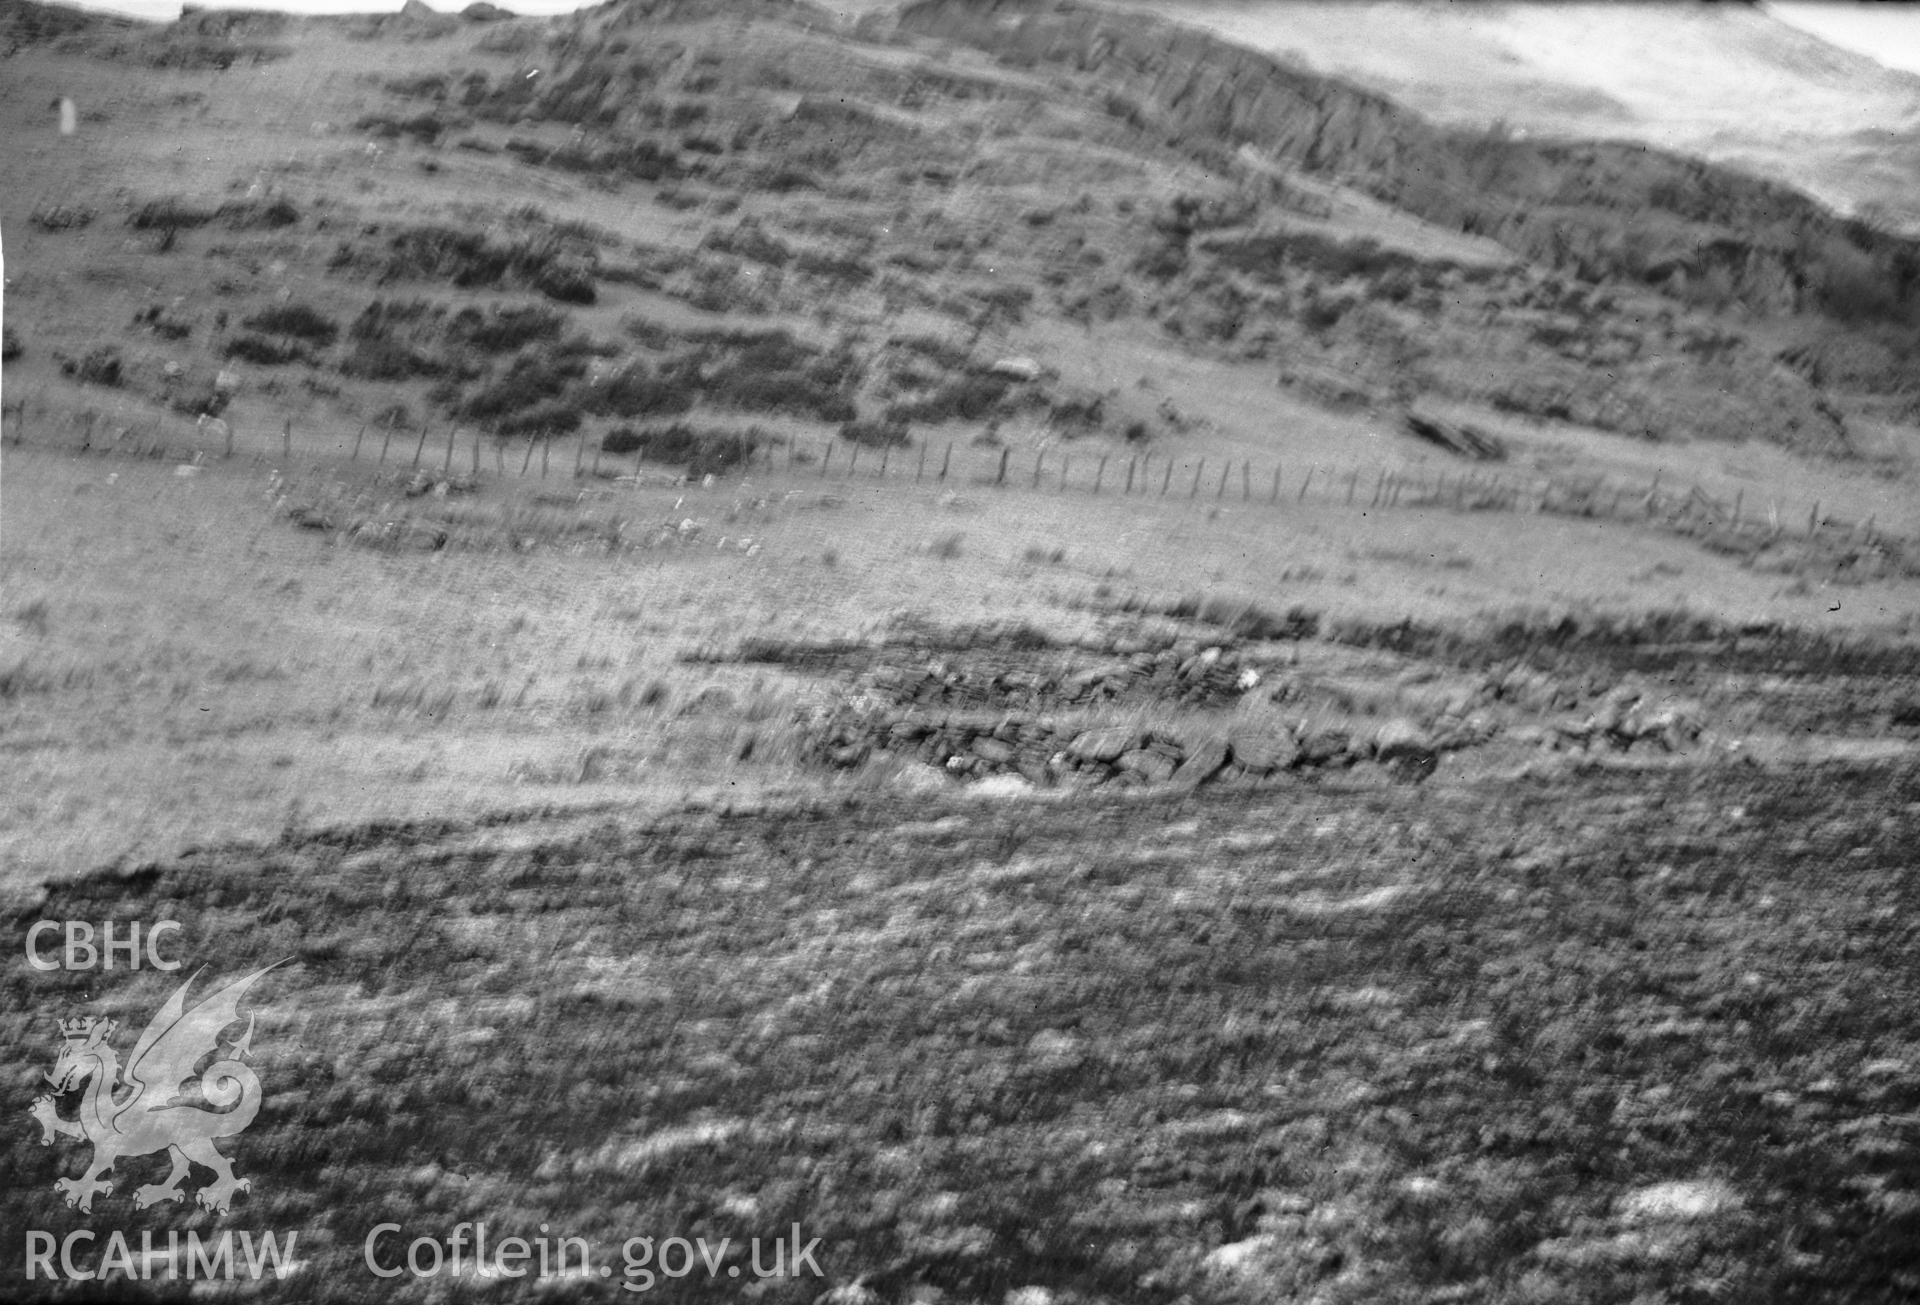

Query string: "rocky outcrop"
[[895, 0, 1920, 329]]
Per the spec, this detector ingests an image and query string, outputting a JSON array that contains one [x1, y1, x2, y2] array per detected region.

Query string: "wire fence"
[[2, 396, 1901, 557]]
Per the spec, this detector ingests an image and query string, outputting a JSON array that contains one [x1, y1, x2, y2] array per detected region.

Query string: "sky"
[[46, 0, 1920, 81]]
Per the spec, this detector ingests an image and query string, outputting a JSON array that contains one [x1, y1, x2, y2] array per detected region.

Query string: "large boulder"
[[971, 737, 1016, 765], [1171, 735, 1229, 789], [1068, 727, 1138, 763], [1373, 718, 1435, 762], [1227, 726, 1296, 773], [1374, 717, 1439, 782], [1116, 749, 1177, 784]]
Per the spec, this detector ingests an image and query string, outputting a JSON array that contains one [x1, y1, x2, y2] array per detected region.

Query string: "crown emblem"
[[58, 1017, 113, 1043]]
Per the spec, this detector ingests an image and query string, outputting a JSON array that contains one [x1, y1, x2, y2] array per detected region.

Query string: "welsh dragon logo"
[[27, 964, 281, 1216]]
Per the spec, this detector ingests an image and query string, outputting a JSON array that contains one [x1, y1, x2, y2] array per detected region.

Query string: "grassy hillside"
[[1, 2, 1918, 1301]]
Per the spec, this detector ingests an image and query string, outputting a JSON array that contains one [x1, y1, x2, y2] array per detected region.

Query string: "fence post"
[[1033, 451, 1043, 488], [1270, 464, 1280, 504], [849, 444, 860, 476], [473, 429, 483, 477], [1094, 455, 1107, 495], [411, 423, 430, 469], [1060, 454, 1070, 491], [380, 414, 395, 465], [352, 423, 366, 461], [939, 443, 951, 481], [446, 425, 459, 474], [1191, 460, 1203, 498], [224, 422, 235, 461], [573, 430, 585, 478], [1346, 470, 1358, 505], [1161, 460, 1172, 496], [282, 419, 292, 462], [916, 445, 926, 483], [521, 437, 535, 475], [1807, 501, 1819, 538], [821, 442, 832, 477], [879, 445, 889, 478], [1370, 470, 1385, 508], [996, 448, 1009, 485], [1731, 488, 1742, 528], [495, 439, 505, 476], [1125, 457, 1136, 494], [1298, 467, 1313, 502], [541, 436, 550, 479], [1217, 462, 1228, 499]]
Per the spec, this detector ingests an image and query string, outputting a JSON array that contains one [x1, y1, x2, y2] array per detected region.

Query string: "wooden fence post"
[[821, 442, 833, 477], [380, 413, 395, 465], [1060, 455, 1070, 491], [1807, 501, 1819, 538], [411, 423, 430, 469], [1191, 460, 1204, 498], [879, 445, 890, 478], [1370, 470, 1385, 508], [1161, 460, 1172, 496], [849, 444, 860, 476], [473, 429, 483, 476], [1346, 470, 1358, 505], [446, 425, 459, 474], [282, 419, 292, 462], [996, 448, 1009, 485], [352, 423, 366, 461], [1270, 464, 1280, 504], [1217, 462, 1229, 499], [573, 429, 585, 478], [939, 443, 952, 481], [1731, 489, 1742, 528], [1094, 454, 1107, 495], [1126, 457, 1136, 494], [224, 422, 235, 461], [916, 445, 926, 483], [495, 439, 505, 475], [1297, 467, 1313, 502]]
